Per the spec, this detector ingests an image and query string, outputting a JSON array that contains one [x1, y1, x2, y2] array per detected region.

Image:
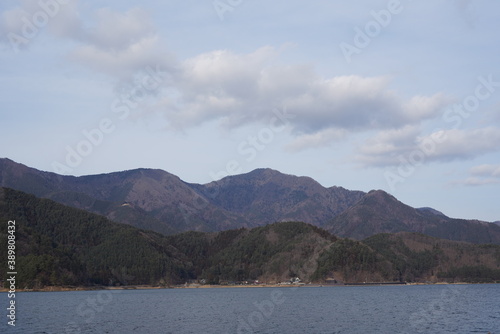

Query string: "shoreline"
[[0, 281, 491, 293]]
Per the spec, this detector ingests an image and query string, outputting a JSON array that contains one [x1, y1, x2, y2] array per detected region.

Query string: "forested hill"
[[1, 187, 500, 289], [0, 187, 191, 287]]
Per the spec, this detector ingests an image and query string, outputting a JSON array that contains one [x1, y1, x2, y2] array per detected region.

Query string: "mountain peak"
[[363, 189, 399, 205], [249, 167, 282, 175], [192, 167, 365, 226]]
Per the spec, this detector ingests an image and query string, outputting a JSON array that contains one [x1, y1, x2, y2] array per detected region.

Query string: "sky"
[[1, 0, 500, 222]]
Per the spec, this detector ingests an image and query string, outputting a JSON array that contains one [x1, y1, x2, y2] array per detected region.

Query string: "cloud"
[[453, 177, 500, 187], [451, 164, 500, 187], [66, 7, 179, 81], [424, 128, 500, 162], [356, 127, 500, 167], [154, 47, 450, 138], [287, 128, 348, 152], [0, 3, 176, 81], [470, 164, 500, 178], [83, 8, 155, 51], [0, 3, 177, 109], [355, 125, 422, 166], [0, 0, 81, 50], [0, 7, 26, 42], [44, 1, 82, 39], [70, 35, 175, 79], [2, 3, 453, 152]]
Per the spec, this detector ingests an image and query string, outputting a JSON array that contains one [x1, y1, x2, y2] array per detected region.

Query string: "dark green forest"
[[0, 187, 191, 287]]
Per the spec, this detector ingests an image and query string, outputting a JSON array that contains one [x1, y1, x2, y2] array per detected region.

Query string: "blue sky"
[[1, 0, 500, 221]]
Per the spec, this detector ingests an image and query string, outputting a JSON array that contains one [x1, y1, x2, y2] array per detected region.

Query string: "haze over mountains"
[[1, 158, 499, 244]]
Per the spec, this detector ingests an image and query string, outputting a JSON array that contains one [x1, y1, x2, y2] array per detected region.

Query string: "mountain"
[[1, 187, 499, 288], [416, 207, 447, 218], [0, 187, 192, 287], [191, 168, 365, 227], [0, 158, 363, 234], [327, 190, 500, 244], [0, 158, 252, 234], [1, 158, 499, 244]]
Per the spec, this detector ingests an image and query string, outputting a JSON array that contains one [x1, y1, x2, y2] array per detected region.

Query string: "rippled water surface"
[[2, 284, 499, 333]]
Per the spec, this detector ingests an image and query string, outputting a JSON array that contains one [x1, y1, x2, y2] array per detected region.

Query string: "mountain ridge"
[[1, 158, 499, 244], [1, 187, 499, 288], [191, 167, 365, 227], [328, 189, 500, 244]]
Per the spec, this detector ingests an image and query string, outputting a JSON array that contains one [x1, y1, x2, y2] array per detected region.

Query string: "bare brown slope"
[[0, 158, 252, 234], [328, 190, 500, 244], [192, 168, 365, 227]]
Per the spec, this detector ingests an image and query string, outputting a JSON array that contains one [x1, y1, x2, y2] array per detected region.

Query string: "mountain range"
[[1, 186, 499, 287], [1, 158, 499, 244]]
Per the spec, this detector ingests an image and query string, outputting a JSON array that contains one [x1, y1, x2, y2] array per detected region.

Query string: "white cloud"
[[65, 6, 179, 81], [424, 127, 500, 162], [1, 3, 455, 155], [287, 128, 348, 152], [453, 177, 500, 187], [43, 1, 82, 39], [356, 127, 500, 167], [0, 7, 26, 38], [70, 35, 175, 78], [0, 4, 174, 81], [0, 0, 81, 49], [83, 8, 154, 51], [403, 94, 451, 122], [355, 125, 422, 166], [470, 164, 500, 177], [453, 164, 500, 187], [155, 48, 450, 140]]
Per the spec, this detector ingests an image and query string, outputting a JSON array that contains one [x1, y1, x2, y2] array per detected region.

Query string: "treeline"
[[363, 233, 500, 283], [438, 266, 500, 283], [1, 187, 500, 288], [0, 188, 191, 288], [166, 221, 336, 284]]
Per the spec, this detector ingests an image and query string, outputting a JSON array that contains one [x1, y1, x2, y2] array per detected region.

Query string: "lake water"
[[1, 284, 499, 333]]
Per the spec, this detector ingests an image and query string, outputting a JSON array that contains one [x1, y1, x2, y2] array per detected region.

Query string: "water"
[[1, 284, 499, 333]]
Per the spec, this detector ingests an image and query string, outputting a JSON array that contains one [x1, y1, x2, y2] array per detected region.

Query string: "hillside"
[[191, 168, 365, 226], [363, 232, 500, 283], [1, 158, 499, 244], [0, 158, 364, 234], [1, 187, 499, 288], [166, 221, 337, 284], [0, 187, 191, 287], [327, 190, 500, 244], [0, 158, 252, 234]]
